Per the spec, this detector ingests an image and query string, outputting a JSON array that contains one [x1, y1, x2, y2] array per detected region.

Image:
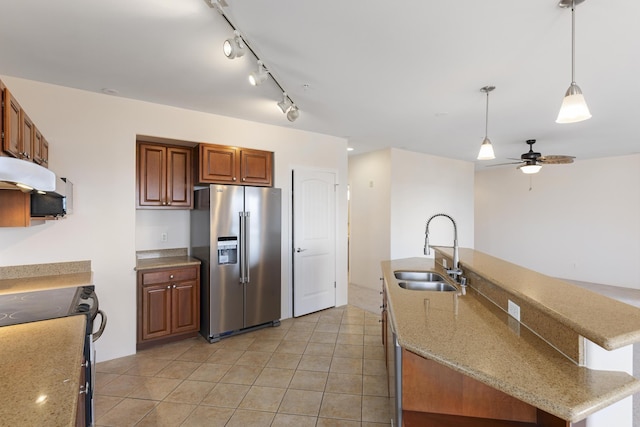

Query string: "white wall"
[[475, 154, 640, 289], [390, 148, 474, 260], [0, 75, 348, 362], [348, 148, 475, 290], [348, 150, 391, 290]]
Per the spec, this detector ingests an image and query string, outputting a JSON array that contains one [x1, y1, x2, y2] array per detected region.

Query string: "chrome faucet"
[[424, 213, 464, 283]]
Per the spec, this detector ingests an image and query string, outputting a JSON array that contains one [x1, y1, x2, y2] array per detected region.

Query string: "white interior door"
[[292, 169, 336, 317]]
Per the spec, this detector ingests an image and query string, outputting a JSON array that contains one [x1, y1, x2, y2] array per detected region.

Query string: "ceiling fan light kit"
[[477, 85, 496, 160], [556, 0, 592, 124]]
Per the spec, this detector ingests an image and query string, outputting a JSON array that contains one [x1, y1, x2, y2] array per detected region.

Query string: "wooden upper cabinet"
[[197, 144, 238, 184], [196, 143, 273, 187], [239, 148, 273, 186], [20, 111, 34, 161], [1, 83, 49, 166], [3, 87, 23, 159], [32, 128, 48, 167], [137, 142, 193, 209]]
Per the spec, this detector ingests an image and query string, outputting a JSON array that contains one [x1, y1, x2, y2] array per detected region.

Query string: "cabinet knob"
[[172, 284, 177, 288], [167, 201, 172, 205], [167, 285, 171, 289], [242, 178, 246, 181], [232, 177, 236, 181], [169, 274, 174, 279]]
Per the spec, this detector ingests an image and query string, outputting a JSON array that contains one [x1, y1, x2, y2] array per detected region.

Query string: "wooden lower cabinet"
[[400, 349, 569, 427], [137, 265, 200, 349]]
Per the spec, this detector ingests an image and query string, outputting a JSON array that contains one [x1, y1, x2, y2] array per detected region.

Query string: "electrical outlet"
[[508, 300, 520, 321], [160, 232, 168, 242]]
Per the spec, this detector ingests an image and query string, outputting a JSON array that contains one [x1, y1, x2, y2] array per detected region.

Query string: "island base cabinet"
[[401, 349, 569, 427]]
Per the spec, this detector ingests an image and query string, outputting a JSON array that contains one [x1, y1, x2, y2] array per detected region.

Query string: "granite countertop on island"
[[0, 316, 86, 427], [382, 253, 640, 422], [135, 248, 201, 271]]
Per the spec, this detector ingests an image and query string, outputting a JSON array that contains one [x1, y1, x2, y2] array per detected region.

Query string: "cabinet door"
[[141, 284, 172, 340], [239, 148, 273, 186], [166, 146, 192, 208], [32, 127, 44, 165], [20, 111, 34, 161], [40, 137, 49, 168], [197, 144, 238, 184], [137, 143, 167, 207], [3, 88, 22, 158], [171, 279, 199, 334]]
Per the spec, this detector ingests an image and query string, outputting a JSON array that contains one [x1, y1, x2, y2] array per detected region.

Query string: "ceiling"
[[1, 0, 639, 168]]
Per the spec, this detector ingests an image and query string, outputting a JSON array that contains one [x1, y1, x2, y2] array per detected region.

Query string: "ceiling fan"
[[491, 139, 575, 174]]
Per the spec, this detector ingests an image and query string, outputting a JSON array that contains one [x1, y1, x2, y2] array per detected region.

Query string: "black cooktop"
[[0, 285, 95, 327]]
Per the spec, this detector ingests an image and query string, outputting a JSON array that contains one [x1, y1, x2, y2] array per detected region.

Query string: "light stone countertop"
[[439, 247, 640, 350], [382, 255, 640, 422], [0, 261, 92, 294], [135, 248, 201, 271], [135, 256, 201, 271], [0, 316, 86, 427]]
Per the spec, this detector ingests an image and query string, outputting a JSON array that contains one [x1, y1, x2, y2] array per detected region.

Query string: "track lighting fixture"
[[477, 86, 496, 160], [248, 60, 268, 86], [556, 0, 591, 124], [277, 93, 293, 113], [205, 0, 300, 121], [223, 30, 245, 59], [286, 105, 299, 122]]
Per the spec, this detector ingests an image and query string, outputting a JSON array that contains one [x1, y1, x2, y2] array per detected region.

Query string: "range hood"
[[0, 156, 56, 191]]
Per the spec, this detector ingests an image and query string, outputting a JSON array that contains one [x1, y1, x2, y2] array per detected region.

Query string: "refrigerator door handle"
[[239, 211, 246, 284], [245, 211, 250, 284]]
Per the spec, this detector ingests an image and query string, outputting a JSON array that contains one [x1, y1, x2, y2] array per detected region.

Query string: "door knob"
[[295, 248, 307, 253]]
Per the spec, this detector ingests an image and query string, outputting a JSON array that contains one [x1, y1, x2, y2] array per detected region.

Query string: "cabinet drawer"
[[141, 267, 198, 285]]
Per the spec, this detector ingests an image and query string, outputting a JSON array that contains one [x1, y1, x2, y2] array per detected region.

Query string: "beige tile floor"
[[95, 303, 391, 426]]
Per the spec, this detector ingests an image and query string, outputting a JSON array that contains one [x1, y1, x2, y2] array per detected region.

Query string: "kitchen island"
[[381, 249, 640, 425], [0, 260, 97, 426], [0, 315, 86, 426]]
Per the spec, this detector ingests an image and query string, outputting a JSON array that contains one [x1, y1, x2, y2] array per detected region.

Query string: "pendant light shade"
[[556, 0, 591, 124], [477, 138, 495, 160], [477, 86, 496, 160]]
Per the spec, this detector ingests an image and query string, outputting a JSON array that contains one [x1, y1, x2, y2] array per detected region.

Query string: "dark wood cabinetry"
[[137, 142, 193, 209], [1, 81, 49, 167], [196, 143, 273, 187], [137, 265, 200, 349], [2, 87, 23, 159]]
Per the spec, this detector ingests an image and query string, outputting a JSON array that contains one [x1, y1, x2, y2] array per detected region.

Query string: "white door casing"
[[292, 169, 336, 317]]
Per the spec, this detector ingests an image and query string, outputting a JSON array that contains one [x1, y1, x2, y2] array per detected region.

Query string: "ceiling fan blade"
[[485, 161, 523, 167], [539, 155, 575, 164]]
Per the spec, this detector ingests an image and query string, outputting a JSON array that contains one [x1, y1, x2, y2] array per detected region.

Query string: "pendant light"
[[477, 86, 496, 160], [556, 0, 591, 123]]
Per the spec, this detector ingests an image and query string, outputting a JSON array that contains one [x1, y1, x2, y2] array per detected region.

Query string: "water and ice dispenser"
[[217, 237, 238, 265]]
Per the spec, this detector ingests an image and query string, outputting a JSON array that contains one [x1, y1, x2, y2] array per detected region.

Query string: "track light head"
[[286, 105, 300, 122], [249, 61, 269, 86], [223, 31, 245, 59], [277, 93, 293, 113]]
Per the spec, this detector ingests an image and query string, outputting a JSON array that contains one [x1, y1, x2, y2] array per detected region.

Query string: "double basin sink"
[[394, 270, 457, 292]]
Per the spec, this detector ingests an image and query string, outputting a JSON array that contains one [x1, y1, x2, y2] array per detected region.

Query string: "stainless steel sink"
[[397, 281, 457, 292], [393, 270, 447, 282]]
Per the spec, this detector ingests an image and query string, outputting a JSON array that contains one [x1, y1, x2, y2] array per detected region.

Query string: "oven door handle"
[[92, 309, 107, 342]]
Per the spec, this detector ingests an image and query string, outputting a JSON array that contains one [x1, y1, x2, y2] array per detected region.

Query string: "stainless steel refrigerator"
[[191, 185, 281, 343]]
